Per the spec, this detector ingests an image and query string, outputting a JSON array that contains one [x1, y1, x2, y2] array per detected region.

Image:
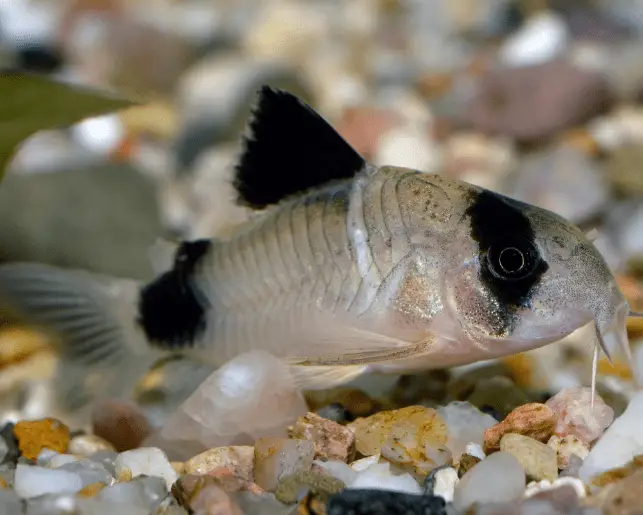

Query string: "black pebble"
[[0, 423, 20, 465], [327, 489, 447, 515]]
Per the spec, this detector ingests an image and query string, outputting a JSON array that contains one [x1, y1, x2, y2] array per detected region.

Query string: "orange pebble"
[[14, 418, 70, 460]]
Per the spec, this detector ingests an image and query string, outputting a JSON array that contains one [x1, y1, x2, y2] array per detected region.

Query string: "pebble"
[[505, 145, 609, 224], [350, 455, 380, 472], [185, 446, 254, 483], [158, 351, 308, 455], [13, 418, 70, 460], [114, 447, 177, 490], [515, 482, 586, 514], [253, 437, 315, 492], [429, 467, 458, 503], [234, 490, 293, 515], [381, 416, 452, 478], [349, 461, 422, 495], [0, 437, 8, 466], [14, 463, 83, 499], [336, 106, 400, 159], [606, 144, 643, 197], [579, 391, 643, 483], [465, 442, 485, 460], [327, 488, 446, 515], [437, 401, 496, 460], [561, 454, 585, 479], [348, 406, 447, 458], [275, 470, 345, 504], [306, 388, 380, 420], [89, 450, 118, 477], [44, 453, 79, 469], [0, 424, 19, 465], [68, 435, 115, 457], [315, 403, 352, 424], [453, 452, 526, 511], [390, 370, 450, 408], [588, 107, 643, 151], [172, 474, 219, 506], [457, 453, 481, 477], [500, 433, 558, 481], [546, 387, 613, 444], [499, 11, 569, 67], [187, 481, 244, 515], [57, 460, 113, 488], [0, 488, 21, 513], [288, 412, 356, 463], [547, 435, 590, 469], [373, 123, 442, 174], [524, 477, 587, 499], [596, 467, 643, 514], [483, 403, 557, 453], [97, 476, 167, 510], [77, 482, 106, 497], [314, 459, 358, 486], [92, 399, 152, 453], [465, 376, 531, 418], [466, 60, 613, 143]]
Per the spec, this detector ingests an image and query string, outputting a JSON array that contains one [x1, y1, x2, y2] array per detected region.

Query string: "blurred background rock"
[[0, 0, 642, 427]]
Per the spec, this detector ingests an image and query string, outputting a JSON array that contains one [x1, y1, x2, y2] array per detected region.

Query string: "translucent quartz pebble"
[[314, 459, 358, 486], [114, 447, 177, 489], [57, 459, 113, 487], [25, 495, 152, 515], [580, 391, 643, 482], [437, 401, 496, 460], [0, 488, 21, 514], [89, 450, 118, 477], [157, 351, 308, 458], [348, 461, 422, 495], [14, 464, 83, 499], [97, 476, 167, 510], [546, 387, 614, 443], [453, 452, 526, 511]]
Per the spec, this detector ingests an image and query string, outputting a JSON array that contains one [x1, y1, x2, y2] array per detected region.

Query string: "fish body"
[[141, 163, 627, 374], [0, 86, 633, 412]]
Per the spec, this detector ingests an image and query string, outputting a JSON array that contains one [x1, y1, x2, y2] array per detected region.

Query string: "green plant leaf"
[[0, 71, 135, 183]]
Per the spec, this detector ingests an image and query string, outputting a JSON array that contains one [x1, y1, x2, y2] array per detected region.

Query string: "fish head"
[[441, 185, 629, 360]]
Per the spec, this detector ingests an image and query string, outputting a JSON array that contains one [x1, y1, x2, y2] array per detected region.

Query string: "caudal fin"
[[0, 262, 162, 414]]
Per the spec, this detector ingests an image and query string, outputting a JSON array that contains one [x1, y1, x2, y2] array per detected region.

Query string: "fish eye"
[[487, 238, 539, 281]]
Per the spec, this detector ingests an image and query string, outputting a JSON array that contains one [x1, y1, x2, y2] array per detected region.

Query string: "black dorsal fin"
[[233, 86, 366, 209]]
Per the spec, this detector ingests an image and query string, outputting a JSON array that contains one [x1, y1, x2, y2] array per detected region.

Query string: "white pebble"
[[314, 459, 357, 486], [349, 462, 422, 495], [36, 448, 60, 466], [580, 391, 643, 483], [14, 464, 83, 499], [114, 447, 177, 490], [437, 402, 496, 459], [465, 442, 485, 460], [500, 11, 569, 67], [350, 454, 381, 472], [453, 452, 526, 511], [433, 467, 459, 503], [49, 454, 82, 468], [70, 114, 125, 156], [524, 476, 586, 499], [69, 434, 115, 457]]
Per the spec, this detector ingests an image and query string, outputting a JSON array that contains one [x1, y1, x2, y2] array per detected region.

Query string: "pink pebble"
[[545, 387, 614, 443]]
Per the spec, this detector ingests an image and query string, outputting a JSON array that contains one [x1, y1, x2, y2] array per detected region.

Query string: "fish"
[[0, 86, 638, 414]]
